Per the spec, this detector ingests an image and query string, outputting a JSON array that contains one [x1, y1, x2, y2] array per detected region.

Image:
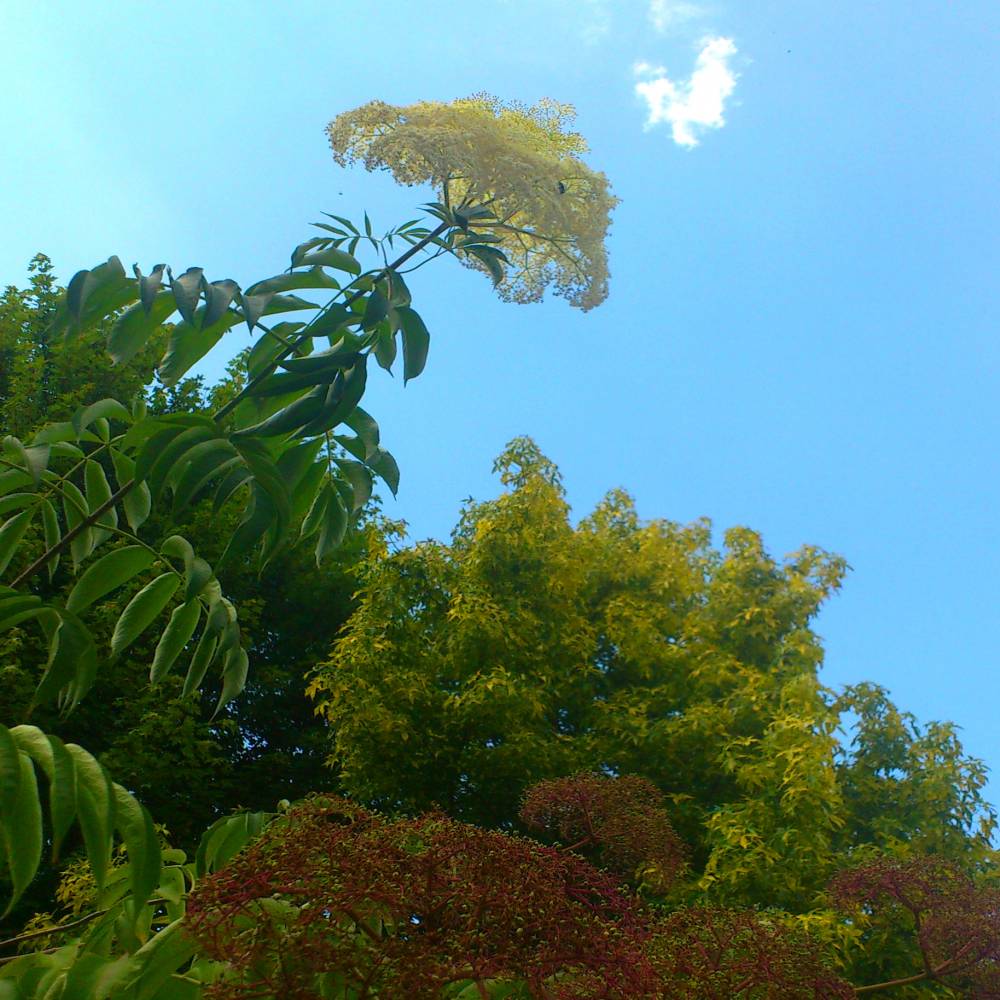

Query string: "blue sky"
[[2, 2, 998, 797]]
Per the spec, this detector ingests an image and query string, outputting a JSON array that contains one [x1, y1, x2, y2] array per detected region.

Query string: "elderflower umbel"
[[327, 95, 618, 311]]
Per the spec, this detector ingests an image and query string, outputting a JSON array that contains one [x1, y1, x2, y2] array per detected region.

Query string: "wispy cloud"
[[580, 0, 613, 44], [648, 0, 705, 34], [634, 36, 738, 147]]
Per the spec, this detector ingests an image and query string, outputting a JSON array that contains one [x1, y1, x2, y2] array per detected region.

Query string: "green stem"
[[214, 219, 450, 421], [0, 897, 170, 954], [854, 954, 962, 994], [9, 220, 452, 591], [9, 478, 134, 589]]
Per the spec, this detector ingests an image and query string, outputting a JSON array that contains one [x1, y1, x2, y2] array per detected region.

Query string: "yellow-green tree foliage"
[[312, 438, 996, 923]]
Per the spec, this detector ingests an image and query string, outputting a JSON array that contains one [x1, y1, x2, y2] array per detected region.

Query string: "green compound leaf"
[[65, 546, 156, 615], [111, 573, 180, 658], [150, 600, 202, 684], [0, 749, 42, 915]]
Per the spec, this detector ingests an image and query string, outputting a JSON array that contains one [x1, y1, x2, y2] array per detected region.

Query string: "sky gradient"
[[3, 2, 998, 796]]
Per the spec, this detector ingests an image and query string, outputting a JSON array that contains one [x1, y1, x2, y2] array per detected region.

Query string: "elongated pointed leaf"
[[214, 645, 249, 717], [40, 498, 61, 581], [246, 321, 305, 377], [0, 510, 32, 576], [160, 534, 194, 564], [157, 312, 240, 387], [239, 291, 274, 334], [61, 480, 93, 571], [279, 340, 360, 375], [203, 278, 240, 328], [111, 573, 180, 658], [24, 443, 50, 485], [55, 257, 135, 341], [212, 466, 252, 513], [0, 469, 32, 497], [291, 246, 361, 275], [169, 267, 204, 325], [50, 952, 127, 999], [362, 289, 391, 333], [373, 324, 397, 372], [233, 439, 291, 511], [334, 459, 373, 513], [145, 427, 221, 502], [121, 409, 207, 448], [110, 449, 151, 531], [366, 447, 400, 497], [168, 441, 240, 516], [66, 546, 155, 614], [135, 262, 166, 313], [159, 296, 319, 386], [0, 750, 42, 915], [342, 407, 380, 459], [66, 267, 97, 321], [109, 291, 176, 364], [33, 612, 98, 711], [195, 811, 270, 877], [218, 485, 273, 568], [398, 306, 430, 384], [246, 368, 342, 399], [300, 481, 330, 541], [113, 784, 161, 913], [290, 461, 327, 526], [46, 736, 77, 859], [73, 399, 131, 437], [183, 558, 213, 603], [133, 418, 215, 482], [3, 435, 49, 486], [182, 628, 218, 698], [115, 919, 197, 1000], [150, 600, 201, 684], [0, 492, 34, 518], [75, 256, 130, 323], [275, 437, 323, 489], [233, 384, 327, 438], [298, 356, 368, 437], [245, 266, 341, 297], [32, 421, 89, 446], [67, 744, 114, 890], [0, 725, 21, 821], [309, 302, 356, 342], [386, 268, 412, 307], [10, 727, 77, 860], [315, 486, 348, 563], [0, 591, 46, 632], [84, 459, 117, 547]]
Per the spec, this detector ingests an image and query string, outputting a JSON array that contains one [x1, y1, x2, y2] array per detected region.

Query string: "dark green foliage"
[[0, 261, 381, 937], [0, 255, 162, 438]]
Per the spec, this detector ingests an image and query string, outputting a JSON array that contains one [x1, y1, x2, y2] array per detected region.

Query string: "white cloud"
[[634, 36, 738, 147], [648, 0, 705, 34]]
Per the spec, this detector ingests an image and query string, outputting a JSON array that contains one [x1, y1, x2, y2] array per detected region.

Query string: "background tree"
[[311, 436, 998, 990], [0, 254, 161, 437]]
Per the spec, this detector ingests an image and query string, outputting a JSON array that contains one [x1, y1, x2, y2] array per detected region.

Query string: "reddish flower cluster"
[[647, 907, 853, 1000], [519, 773, 687, 889], [831, 856, 1000, 997], [185, 795, 657, 999]]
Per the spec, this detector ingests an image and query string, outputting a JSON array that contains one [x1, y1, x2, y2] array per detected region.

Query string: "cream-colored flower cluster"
[[327, 95, 618, 311]]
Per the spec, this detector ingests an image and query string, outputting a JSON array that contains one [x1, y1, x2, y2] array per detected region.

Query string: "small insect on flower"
[[327, 94, 619, 311]]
